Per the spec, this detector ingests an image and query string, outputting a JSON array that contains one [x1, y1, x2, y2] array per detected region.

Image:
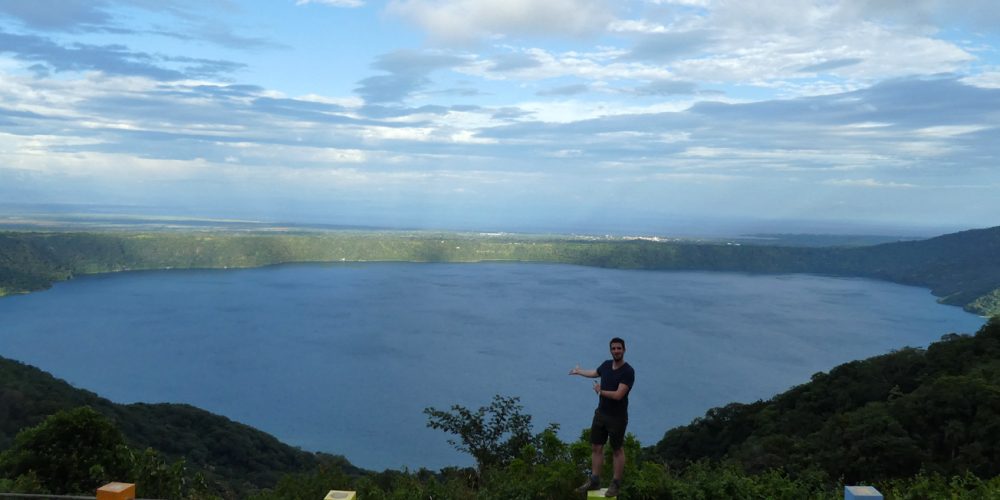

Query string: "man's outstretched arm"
[[569, 365, 598, 378]]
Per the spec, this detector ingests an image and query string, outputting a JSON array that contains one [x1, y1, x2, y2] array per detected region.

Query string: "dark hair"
[[610, 337, 625, 349]]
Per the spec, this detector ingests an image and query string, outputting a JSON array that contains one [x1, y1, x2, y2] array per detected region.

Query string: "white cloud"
[[824, 178, 917, 188], [295, 0, 365, 7], [390, 1, 976, 101], [464, 47, 672, 82], [509, 98, 692, 123], [360, 126, 435, 142], [648, 0, 711, 6], [675, 146, 899, 172], [448, 130, 497, 144], [668, 22, 972, 86], [914, 125, 988, 138], [545, 149, 584, 158], [218, 142, 369, 164], [608, 20, 668, 34], [837, 0, 1000, 34], [0, 143, 213, 180], [650, 172, 741, 182], [385, 0, 614, 43], [592, 1, 977, 98], [961, 71, 1000, 89]]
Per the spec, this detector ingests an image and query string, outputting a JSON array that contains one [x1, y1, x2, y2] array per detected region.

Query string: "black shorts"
[[590, 409, 628, 450]]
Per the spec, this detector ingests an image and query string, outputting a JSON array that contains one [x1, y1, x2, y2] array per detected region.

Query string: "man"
[[569, 337, 634, 497]]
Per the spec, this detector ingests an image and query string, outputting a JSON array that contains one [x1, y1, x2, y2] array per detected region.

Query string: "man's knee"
[[591, 443, 604, 453]]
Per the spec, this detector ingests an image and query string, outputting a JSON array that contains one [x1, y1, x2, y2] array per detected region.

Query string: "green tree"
[[125, 447, 195, 500], [0, 406, 131, 494], [247, 459, 353, 500], [424, 395, 543, 473]]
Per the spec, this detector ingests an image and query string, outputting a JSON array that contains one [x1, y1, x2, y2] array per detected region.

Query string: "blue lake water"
[[0, 263, 985, 470]]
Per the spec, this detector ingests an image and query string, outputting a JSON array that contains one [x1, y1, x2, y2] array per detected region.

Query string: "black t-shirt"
[[597, 360, 635, 417]]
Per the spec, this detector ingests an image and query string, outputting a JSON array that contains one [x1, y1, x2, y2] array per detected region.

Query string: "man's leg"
[[576, 444, 604, 492], [611, 446, 625, 481], [604, 415, 627, 497], [602, 446, 625, 497], [591, 443, 604, 478], [578, 413, 607, 492]]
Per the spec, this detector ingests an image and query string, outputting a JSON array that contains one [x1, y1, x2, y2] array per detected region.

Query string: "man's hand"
[[569, 365, 581, 375], [593, 382, 601, 395]]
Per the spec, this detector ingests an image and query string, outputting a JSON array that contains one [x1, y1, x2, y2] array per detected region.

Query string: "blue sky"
[[1, 0, 998, 234]]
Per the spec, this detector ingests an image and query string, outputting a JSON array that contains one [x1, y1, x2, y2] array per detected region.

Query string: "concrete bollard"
[[324, 491, 357, 500], [845, 485, 883, 500], [96, 482, 136, 500]]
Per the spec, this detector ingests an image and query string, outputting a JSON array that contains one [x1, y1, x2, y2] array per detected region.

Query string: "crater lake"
[[0, 262, 984, 470]]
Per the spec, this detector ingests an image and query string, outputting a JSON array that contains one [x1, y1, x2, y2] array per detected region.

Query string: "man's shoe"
[[575, 476, 599, 493], [604, 480, 621, 497]]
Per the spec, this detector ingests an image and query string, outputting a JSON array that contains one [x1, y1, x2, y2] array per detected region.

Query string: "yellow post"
[[324, 491, 357, 500], [96, 482, 136, 500]]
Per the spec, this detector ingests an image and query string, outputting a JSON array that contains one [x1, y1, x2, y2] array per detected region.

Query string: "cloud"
[[536, 84, 590, 96], [599, 1, 974, 89], [460, 75, 1000, 184], [0, 31, 178, 80], [296, 0, 365, 7], [162, 55, 246, 79], [462, 46, 675, 83], [1, 0, 998, 230], [0, 1, 283, 53], [624, 31, 712, 63], [0, 0, 113, 32], [632, 80, 698, 96], [3, 65, 999, 229], [687, 76, 1000, 129], [961, 71, 1000, 89], [355, 74, 431, 104], [371, 50, 470, 75], [185, 23, 287, 51], [169, 77, 990, 180], [608, 19, 668, 34], [487, 52, 543, 73], [0, 31, 246, 80], [797, 58, 864, 73], [824, 178, 917, 188], [356, 50, 471, 103], [672, 25, 971, 85], [491, 107, 533, 120], [840, 0, 1000, 33], [442, 3, 973, 96], [385, 0, 614, 44]]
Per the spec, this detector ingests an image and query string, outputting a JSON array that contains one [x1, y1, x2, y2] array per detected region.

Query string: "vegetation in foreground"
[[2, 319, 1000, 498], [0, 355, 353, 498]]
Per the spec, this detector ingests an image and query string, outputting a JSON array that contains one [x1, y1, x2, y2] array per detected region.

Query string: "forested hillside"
[[837, 227, 1000, 312], [653, 317, 1000, 484], [0, 356, 357, 497], [2, 226, 999, 316]]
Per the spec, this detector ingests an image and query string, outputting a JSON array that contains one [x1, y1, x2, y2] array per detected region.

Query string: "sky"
[[1, 0, 998, 235]]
